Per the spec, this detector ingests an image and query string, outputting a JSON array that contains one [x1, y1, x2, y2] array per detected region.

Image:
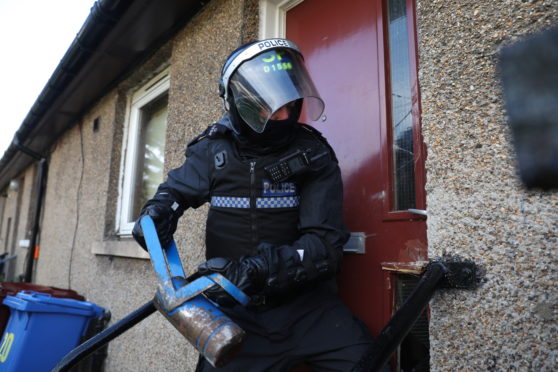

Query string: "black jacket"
[[147, 114, 349, 289]]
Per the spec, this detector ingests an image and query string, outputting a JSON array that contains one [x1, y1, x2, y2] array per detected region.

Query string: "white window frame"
[[259, 0, 304, 39], [116, 69, 170, 236]]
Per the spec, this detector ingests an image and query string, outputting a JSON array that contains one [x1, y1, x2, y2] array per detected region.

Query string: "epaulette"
[[187, 123, 229, 148], [300, 123, 338, 162], [185, 123, 230, 157]]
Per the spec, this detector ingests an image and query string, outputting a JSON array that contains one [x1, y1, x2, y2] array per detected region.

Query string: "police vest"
[[201, 124, 331, 260]]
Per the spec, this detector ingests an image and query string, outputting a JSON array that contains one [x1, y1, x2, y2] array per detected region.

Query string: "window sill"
[[91, 238, 150, 259]]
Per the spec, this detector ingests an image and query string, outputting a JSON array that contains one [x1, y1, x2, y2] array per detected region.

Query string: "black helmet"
[[219, 38, 325, 134]]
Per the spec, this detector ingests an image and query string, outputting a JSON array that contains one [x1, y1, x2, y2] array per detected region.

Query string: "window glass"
[[131, 94, 168, 218], [388, 0, 416, 210], [117, 69, 170, 236]]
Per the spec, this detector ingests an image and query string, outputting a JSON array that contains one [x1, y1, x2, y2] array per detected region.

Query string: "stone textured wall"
[[0, 182, 21, 281], [0, 166, 35, 281], [417, 0, 558, 370], [10, 166, 34, 279]]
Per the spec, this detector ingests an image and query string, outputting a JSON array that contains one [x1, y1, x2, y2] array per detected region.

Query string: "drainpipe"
[[13, 137, 47, 283]]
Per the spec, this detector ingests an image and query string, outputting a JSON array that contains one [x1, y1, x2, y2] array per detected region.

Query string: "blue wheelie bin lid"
[[2, 290, 104, 318]]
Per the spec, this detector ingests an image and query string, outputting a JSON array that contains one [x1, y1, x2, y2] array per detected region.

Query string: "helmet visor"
[[229, 48, 325, 133]]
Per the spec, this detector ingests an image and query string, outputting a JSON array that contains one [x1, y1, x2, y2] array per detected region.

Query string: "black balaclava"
[[228, 97, 303, 155]]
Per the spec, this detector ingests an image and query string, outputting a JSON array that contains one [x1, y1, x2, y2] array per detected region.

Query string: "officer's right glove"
[[132, 203, 178, 251], [197, 256, 268, 306], [197, 242, 309, 306]]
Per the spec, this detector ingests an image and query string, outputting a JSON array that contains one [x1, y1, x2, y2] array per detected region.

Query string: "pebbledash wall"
[[417, 0, 558, 370], [33, 0, 258, 371], [0, 165, 37, 282]]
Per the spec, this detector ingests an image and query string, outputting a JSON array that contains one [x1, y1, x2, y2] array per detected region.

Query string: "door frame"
[[259, 0, 304, 39]]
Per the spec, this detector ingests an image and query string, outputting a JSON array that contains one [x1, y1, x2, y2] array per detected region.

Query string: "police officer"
[[133, 38, 373, 371]]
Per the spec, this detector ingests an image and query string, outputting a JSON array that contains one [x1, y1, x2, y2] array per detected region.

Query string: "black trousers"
[[196, 289, 373, 372]]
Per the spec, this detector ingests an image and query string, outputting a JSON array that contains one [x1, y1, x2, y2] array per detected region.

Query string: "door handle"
[[407, 209, 427, 216]]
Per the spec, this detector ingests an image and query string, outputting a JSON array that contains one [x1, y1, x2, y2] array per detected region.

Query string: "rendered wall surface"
[[417, 1, 558, 370], [0, 193, 7, 262], [12, 166, 35, 279], [0, 167, 35, 282], [0, 184, 21, 281]]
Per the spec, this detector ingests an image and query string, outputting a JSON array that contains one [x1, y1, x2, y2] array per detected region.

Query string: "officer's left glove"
[[132, 203, 178, 251], [197, 256, 268, 307]]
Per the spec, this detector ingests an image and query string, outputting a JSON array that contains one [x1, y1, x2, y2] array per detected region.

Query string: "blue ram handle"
[[140, 216, 248, 368]]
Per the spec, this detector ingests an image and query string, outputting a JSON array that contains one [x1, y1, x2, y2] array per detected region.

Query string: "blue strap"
[[141, 216, 170, 284], [207, 273, 250, 306], [140, 216, 250, 307], [165, 241, 186, 279]]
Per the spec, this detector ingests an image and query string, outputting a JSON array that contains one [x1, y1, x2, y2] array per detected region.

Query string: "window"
[[117, 69, 170, 235], [387, 0, 417, 211]]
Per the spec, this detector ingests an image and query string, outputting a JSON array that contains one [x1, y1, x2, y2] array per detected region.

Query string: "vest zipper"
[[249, 161, 258, 247]]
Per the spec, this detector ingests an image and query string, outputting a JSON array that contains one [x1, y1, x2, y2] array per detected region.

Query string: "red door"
[[287, 0, 426, 336]]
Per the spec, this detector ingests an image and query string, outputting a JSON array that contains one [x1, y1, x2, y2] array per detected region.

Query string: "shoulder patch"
[[185, 124, 230, 157], [207, 123, 229, 138], [187, 124, 229, 147]]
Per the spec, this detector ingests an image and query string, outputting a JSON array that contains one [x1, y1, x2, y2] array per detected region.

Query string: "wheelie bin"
[[0, 291, 104, 372]]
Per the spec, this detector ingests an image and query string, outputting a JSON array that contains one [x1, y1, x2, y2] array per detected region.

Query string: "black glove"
[[198, 241, 313, 306], [256, 242, 308, 294], [132, 203, 178, 251], [198, 256, 268, 306]]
